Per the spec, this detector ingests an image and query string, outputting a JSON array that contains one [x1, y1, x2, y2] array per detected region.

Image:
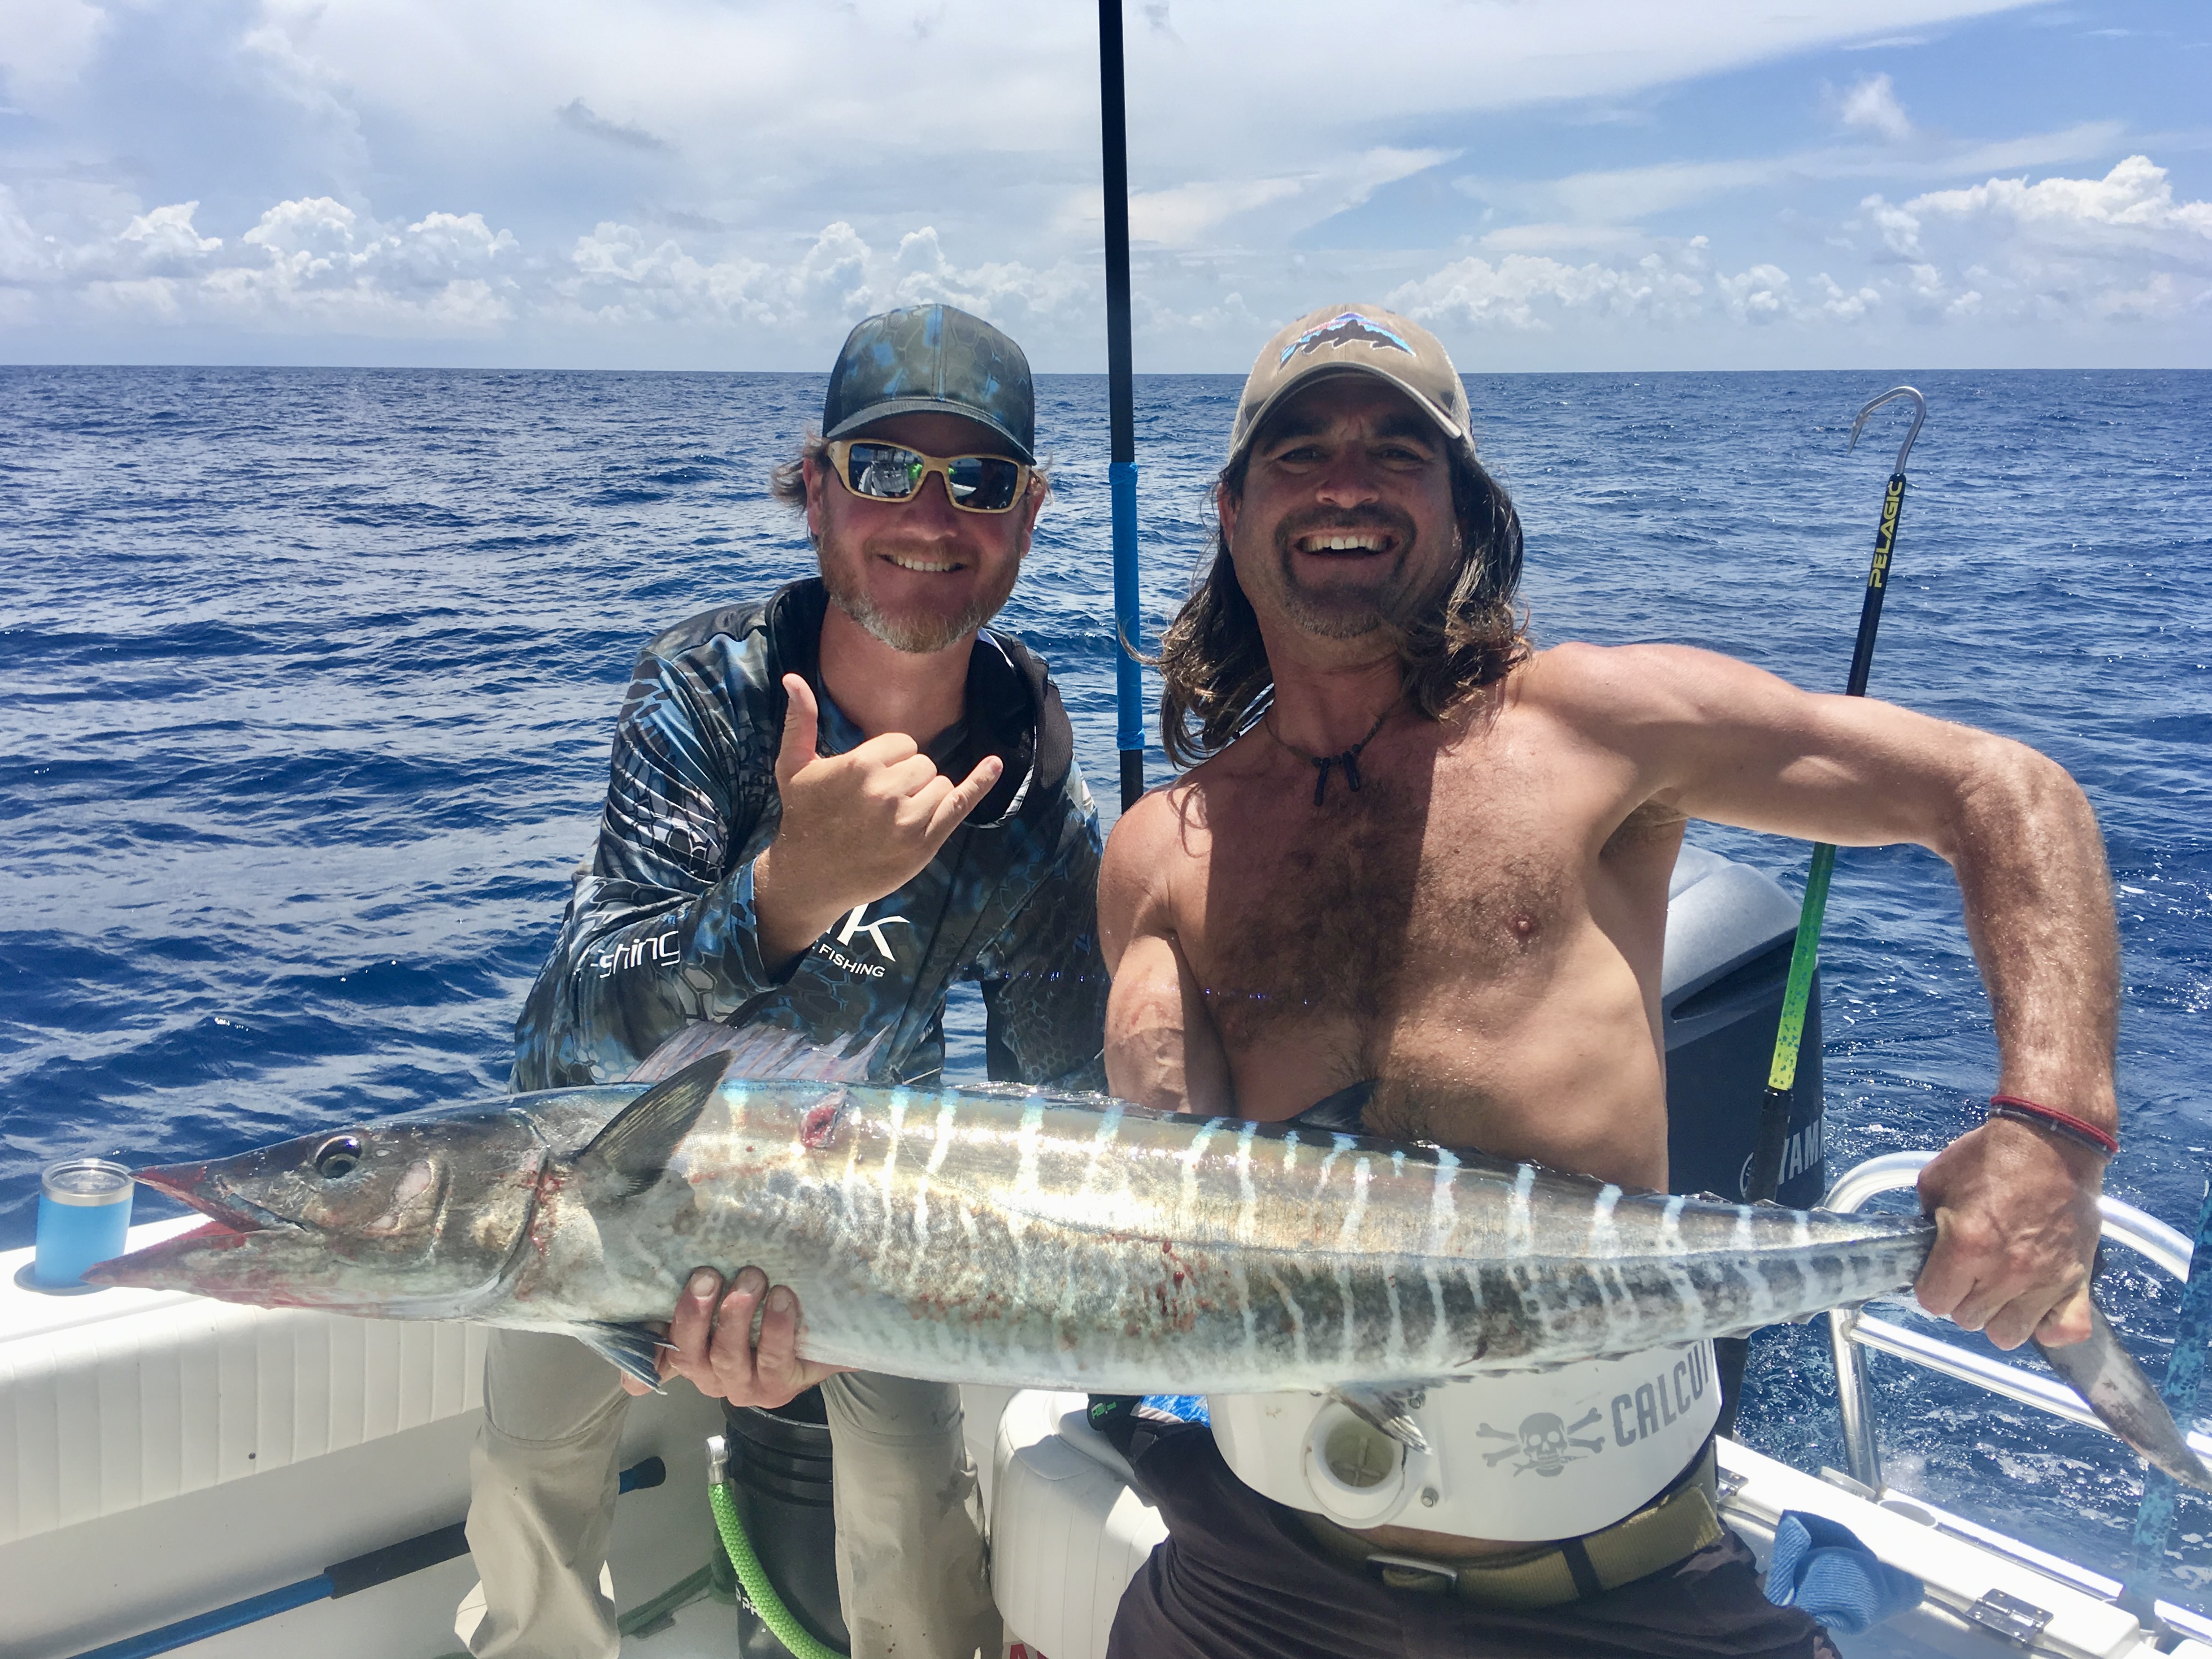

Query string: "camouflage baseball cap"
[[1228, 302, 1474, 467], [822, 304, 1036, 464]]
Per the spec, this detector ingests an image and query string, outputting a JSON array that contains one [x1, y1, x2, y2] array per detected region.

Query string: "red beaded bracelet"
[[1987, 1094, 2119, 1157]]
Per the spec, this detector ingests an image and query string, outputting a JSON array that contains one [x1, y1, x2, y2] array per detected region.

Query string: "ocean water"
[[2, 364, 2208, 1604]]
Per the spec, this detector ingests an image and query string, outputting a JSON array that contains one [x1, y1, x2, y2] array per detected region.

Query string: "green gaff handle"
[[1742, 478, 1901, 1205], [1744, 427, 1919, 1205], [708, 1436, 847, 1659], [1745, 842, 1836, 1200]]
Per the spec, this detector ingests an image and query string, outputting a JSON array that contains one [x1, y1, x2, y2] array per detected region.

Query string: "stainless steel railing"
[[1823, 1150, 2207, 1492]]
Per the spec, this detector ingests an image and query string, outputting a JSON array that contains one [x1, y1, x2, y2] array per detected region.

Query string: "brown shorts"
[[1105, 1428, 1835, 1659]]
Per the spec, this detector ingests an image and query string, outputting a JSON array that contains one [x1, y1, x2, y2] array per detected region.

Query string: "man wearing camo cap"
[[466, 303, 1109, 1659]]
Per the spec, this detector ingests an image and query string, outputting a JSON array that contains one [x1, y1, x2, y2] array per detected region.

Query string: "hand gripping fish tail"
[[82, 1054, 2212, 1496]]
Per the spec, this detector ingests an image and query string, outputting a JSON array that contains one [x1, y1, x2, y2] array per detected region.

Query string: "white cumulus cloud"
[[554, 219, 1089, 338], [1857, 157, 2212, 324], [1388, 243, 1711, 332], [1709, 262, 1881, 325], [1907, 154, 2212, 255], [121, 202, 224, 263], [1840, 73, 1914, 142], [45, 197, 526, 335], [1389, 240, 1891, 336]]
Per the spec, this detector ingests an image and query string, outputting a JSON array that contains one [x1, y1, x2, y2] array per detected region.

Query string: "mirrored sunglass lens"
[[849, 445, 924, 499], [947, 457, 1022, 511]]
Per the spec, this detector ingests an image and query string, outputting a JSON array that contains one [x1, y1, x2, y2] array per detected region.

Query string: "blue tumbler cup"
[[33, 1158, 135, 1291]]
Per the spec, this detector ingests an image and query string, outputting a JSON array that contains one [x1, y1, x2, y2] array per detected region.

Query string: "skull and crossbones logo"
[[1476, 1408, 1606, 1477]]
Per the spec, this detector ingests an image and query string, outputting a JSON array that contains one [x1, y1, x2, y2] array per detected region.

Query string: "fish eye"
[[314, 1135, 364, 1179]]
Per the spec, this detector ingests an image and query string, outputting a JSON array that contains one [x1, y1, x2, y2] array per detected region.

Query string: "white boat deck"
[[9, 1215, 2212, 1659], [2, 1219, 725, 1659]]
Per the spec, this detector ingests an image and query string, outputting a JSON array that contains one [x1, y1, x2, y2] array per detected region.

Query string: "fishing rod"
[[1744, 385, 1928, 1205], [1098, 0, 1145, 813]]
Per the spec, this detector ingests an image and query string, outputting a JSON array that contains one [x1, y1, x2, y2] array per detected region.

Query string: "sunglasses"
[[824, 440, 1033, 514]]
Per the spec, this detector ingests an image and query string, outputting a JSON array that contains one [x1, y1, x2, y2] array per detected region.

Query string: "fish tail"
[[2036, 1299, 2212, 1495]]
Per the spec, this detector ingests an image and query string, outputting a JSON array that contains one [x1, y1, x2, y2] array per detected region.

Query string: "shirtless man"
[[1098, 303, 2115, 1658]]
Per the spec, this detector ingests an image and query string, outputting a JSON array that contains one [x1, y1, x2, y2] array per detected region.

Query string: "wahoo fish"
[[86, 1046, 2212, 1492]]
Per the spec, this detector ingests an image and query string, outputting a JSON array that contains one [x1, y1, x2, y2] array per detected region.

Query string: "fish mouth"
[[132, 1161, 298, 1236], [76, 1165, 303, 1291]]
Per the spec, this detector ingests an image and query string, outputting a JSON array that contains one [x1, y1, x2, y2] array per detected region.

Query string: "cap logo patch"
[[1280, 311, 1415, 364]]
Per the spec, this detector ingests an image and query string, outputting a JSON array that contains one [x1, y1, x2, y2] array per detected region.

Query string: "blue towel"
[[1138, 1393, 1211, 1425], [1764, 1510, 1924, 1635]]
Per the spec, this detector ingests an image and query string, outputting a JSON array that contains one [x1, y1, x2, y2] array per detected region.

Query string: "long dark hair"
[[1155, 447, 1529, 767]]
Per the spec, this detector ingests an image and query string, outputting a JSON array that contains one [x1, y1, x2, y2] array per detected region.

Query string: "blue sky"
[[2, 0, 2206, 371]]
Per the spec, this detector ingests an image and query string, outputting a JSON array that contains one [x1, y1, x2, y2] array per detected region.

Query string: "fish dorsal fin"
[[627, 1020, 888, 1085], [575, 1052, 729, 1198]]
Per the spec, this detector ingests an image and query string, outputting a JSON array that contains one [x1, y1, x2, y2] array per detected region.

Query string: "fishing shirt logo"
[[1280, 311, 1415, 364], [596, 931, 680, 978], [813, 904, 909, 979]]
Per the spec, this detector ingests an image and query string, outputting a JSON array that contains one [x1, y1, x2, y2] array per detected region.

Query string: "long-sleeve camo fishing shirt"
[[512, 577, 1109, 1093]]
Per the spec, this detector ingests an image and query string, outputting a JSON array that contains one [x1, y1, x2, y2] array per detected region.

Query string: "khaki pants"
[[463, 1328, 999, 1659]]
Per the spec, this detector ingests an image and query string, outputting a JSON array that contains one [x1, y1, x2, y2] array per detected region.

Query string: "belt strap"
[[1302, 1441, 1724, 1610]]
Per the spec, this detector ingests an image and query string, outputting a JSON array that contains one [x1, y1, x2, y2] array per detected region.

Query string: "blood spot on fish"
[[801, 1100, 844, 1150]]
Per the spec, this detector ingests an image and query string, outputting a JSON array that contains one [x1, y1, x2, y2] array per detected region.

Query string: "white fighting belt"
[[1209, 1341, 1719, 1543]]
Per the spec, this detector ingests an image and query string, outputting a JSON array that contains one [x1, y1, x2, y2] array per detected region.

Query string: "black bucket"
[[722, 1386, 850, 1658]]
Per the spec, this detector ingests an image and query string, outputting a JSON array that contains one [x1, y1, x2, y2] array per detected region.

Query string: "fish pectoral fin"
[[573, 1052, 729, 1198], [631, 1020, 889, 1084], [565, 1321, 670, 1393], [2035, 1300, 2212, 1495], [1328, 1384, 1439, 1454], [1711, 1323, 1770, 1341]]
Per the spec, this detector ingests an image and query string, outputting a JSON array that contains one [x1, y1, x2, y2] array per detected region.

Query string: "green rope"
[[710, 1476, 848, 1659]]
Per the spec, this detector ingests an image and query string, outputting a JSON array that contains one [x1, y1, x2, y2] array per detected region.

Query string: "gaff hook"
[[1847, 385, 1927, 478], [1745, 382, 1932, 1212]]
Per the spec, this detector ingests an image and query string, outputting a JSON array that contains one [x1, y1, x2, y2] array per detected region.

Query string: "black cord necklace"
[[1263, 697, 1401, 806]]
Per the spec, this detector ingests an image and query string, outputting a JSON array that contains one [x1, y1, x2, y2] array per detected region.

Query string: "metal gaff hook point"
[[1848, 385, 1927, 477]]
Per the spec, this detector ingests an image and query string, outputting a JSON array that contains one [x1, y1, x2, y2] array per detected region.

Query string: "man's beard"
[[1268, 504, 1431, 640], [823, 537, 1005, 655]]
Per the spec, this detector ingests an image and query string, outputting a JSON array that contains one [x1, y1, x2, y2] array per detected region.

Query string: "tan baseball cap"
[[1227, 302, 1474, 467]]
